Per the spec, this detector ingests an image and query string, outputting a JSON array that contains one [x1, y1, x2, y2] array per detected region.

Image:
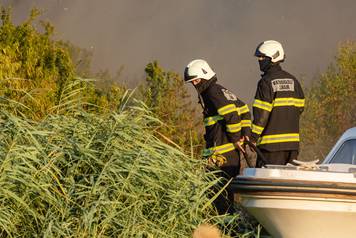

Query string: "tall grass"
[[0, 75, 260, 237], [0, 102, 239, 237]]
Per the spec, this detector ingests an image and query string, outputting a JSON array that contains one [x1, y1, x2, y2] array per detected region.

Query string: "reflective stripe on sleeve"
[[226, 123, 242, 133], [252, 124, 264, 135], [241, 120, 251, 128], [259, 133, 300, 145], [217, 104, 238, 115], [238, 104, 250, 114], [204, 115, 224, 126], [203, 143, 236, 156], [273, 98, 305, 107], [253, 99, 273, 112]]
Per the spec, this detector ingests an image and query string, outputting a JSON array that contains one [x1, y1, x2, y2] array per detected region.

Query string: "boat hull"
[[231, 167, 356, 238], [239, 194, 356, 238]]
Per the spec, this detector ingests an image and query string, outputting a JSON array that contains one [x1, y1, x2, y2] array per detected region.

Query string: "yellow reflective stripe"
[[259, 133, 300, 145], [204, 115, 223, 126], [273, 98, 305, 107], [253, 99, 273, 112], [218, 104, 237, 115], [294, 98, 305, 107], [254, 98, 305, 111], [241, 120, 251, 128], [238, 104, 250, 114], [226, 123, 241, 133], [208, 143, 235, 154], [252, 124, 264, 135]]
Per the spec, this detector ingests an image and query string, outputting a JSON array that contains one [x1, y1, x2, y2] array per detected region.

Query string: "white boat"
[[232, 127, 356, 238]]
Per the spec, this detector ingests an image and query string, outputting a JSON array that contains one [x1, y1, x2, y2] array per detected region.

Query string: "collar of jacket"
[[261, 63, 282, 76], [196, 76, 217, 94]]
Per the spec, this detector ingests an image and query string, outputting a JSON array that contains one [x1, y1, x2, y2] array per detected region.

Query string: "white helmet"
[[255, 40, 285, 63], [184, 59, 216, 82]]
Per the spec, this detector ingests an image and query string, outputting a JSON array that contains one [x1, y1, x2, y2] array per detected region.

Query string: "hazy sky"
[[2, 0, 356, 103]]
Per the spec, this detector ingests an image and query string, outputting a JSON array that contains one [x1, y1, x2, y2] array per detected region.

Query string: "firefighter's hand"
[[234, 139, 245, 153], [248, 136, 257, 146], [244, 136, 257, 147]]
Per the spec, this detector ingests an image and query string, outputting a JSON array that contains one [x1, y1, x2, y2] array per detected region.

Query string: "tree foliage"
[[0, 7, 126, 118], [0, 7, 74, 118], [142, 61, 204, 155], [300, 41, 356, 161]]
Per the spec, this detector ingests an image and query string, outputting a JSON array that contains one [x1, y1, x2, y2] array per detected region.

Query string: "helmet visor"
[[184, 68, 198, 82], [254, 49, 266, 58], [254, 42, 266, 57]]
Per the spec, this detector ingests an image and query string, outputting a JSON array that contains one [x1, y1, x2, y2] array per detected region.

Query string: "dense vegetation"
[[300, 42, 356, 160], [141, 61, 203, 155], [0, 103, 228, 237], [0, 7, 246, 238]]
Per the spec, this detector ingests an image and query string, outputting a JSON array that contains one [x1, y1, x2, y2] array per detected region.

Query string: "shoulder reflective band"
[[217, 104, 238, 115], [238, 104, 250, 114], [273, 98, 305, 107], [252, 124, 264, 135], [204, 115, 224, 126], [203, 143, 235, 156], [259, 133, 300, 144], [226, 123, 242, 133], [241, 120, 252, 128], [253, 99, 273, 112]]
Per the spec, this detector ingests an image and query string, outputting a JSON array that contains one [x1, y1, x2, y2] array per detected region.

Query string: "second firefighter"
[[184, 59, 251, 214], [251, 40, 305, 167]]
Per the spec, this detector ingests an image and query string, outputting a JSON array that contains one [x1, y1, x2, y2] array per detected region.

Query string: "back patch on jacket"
[[222, 89, 238, 101], [271, 78, 295, 92]]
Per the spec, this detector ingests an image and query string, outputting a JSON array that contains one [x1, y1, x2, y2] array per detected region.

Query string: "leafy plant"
[[300, 41, 356, 161], [0, 6, 126, 119], [141, 61, 204, 156]]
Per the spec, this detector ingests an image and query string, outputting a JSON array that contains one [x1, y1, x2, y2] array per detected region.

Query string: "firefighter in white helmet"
[[251, 40, 305, 167], [184, 59, 251, 214]]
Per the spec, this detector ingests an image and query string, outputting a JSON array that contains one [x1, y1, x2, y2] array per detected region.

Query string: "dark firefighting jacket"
[[199, 78, 251, 159], [251, 64, 305, 151]]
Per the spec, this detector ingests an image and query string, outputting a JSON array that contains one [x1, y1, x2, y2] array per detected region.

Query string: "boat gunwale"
[[230, 177, 356, 199], [232, 176, 356, 189], [234, 190, 356, 200]]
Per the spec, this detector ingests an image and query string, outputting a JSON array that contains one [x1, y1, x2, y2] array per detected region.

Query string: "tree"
[[142, 61, 204, 155], [300, 41, 356, 161], [0, 7, 75, 118], [0, 7, 126, 118]]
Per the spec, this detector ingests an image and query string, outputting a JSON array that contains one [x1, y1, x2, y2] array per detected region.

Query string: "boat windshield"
[[330, 139, 356, 164]]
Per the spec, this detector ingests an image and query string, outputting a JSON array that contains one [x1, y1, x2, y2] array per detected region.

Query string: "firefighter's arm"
[[251, 80, 273, 143], [297, 80, 305, 115], [209, 89, 242, 144], [237, 99, 252, 138]]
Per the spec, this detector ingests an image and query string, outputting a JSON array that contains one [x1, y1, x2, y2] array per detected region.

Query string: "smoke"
[[2, 0, 356, 102]]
